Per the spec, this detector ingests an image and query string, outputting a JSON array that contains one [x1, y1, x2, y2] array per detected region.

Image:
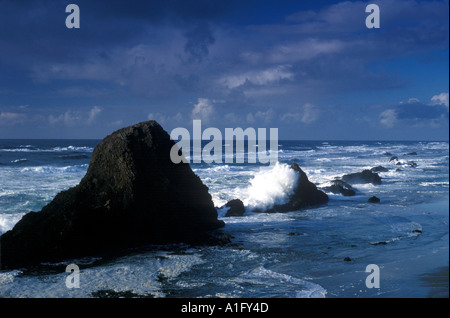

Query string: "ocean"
[[0, 139, 448, 298]]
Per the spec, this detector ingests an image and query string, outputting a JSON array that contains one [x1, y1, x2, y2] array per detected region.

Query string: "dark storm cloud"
[[0, 0, 448, 139]]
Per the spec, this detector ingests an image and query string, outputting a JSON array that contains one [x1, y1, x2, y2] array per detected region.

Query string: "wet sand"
[[420, 266, 449, 298]]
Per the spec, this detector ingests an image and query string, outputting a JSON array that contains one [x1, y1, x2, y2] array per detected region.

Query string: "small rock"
[[407, 161, 418, 168], [389, 156, 399, 162], [371, 241, 387, 245], [368, 196, 380, 203], [344, 257, 352, 262]]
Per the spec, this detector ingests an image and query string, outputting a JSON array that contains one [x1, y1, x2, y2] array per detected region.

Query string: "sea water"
[[0, 140, 448, 298]]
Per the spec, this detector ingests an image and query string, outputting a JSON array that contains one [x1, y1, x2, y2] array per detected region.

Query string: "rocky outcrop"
[[223, 199, 245, 217], [267, 163, 329, 212], [321, 179, 356, 196], [368, 196, 380, 203], [341, 170, 382, 185], [370, 166, 389, 173], [0, 121, 224, 269]]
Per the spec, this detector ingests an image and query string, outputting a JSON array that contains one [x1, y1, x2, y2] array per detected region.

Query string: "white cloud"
[[191, 98, 214, 122], [148, 112, 183, 125], [246, 113, 255, 124], [280, 103, 320, 124], [0, 112, 25, 125], [280, 112, 302, 123], [48, 107, 100, 127], [431, 92, 449, 108], [380, 109, 397, 128], [254, 109, 274, 124], [221, 65, 294, 89], [301, 103, 319, 124], [87, 106, 102, 125]]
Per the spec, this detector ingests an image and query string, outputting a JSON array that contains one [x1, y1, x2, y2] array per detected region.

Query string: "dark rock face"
[[0, 121, 224, 269], [341, 170, 382, 185], [321, 179, 356, 196], [370, 166, 389, 173], [368, 196, 380, 203], [268, 163, 329, 212], [407, 161, 418, 168], [389, 156, 399, 162], [223, 199, 245, 217]]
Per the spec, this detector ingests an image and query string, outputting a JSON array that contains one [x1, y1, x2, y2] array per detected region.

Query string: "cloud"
[[148, 112, 183, 125], [184, 23, 215, 62], [87, 106, 102, 124], [301, 103, 319, 124], [380, 94, 449, 128], [0, 112, 25, 125], [281, 103, 319, 124], [191, 98, 214, 122], [431, 92, 449, 108], [254, 109, 274, 124], [48, 107, 102, 127], [221, 65, 294, 89], [380, 109, 397, 128]]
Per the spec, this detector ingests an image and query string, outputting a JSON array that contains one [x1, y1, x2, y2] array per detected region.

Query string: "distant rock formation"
[[223, 199, 245, 217], [341, 170, 382, 185], [0, 121, 224, 269], [321, 179, 356, 196], [267, 163, 329, 212]]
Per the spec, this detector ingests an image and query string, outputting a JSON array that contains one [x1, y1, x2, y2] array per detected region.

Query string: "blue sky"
[[0, 0, 448, 140]]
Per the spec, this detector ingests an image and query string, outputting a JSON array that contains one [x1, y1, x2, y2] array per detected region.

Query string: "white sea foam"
[[241, 266, 327, 298], [20, 164, 88, 174], [242, 162, 298, 211], [0, 252, 205, 298], [0, 146, 93, 153], [0, 213, 24, 234]]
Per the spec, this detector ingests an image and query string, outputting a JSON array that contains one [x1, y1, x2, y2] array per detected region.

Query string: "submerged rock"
[[0, 121, 224, 269], [321, 179, 356, 196], [341, 170, 382, 185], [267, 163, 329, 212]]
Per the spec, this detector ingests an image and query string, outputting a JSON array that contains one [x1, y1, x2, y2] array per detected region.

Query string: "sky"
[[0, 0, 448, 140]]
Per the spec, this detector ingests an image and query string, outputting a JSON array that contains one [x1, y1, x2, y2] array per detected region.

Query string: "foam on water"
[[0, 251, 205, 298], [20, 164, 88, 174], [242, 162, 298, 211], [0, 213, 25, 234], [239, 266, 327, 298]]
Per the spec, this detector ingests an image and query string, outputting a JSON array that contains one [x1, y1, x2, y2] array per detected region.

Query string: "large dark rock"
[[341, 170, 382, 185], [321, 179, 356, 196], [268, 163, 329, 212], [223, 199, 246, 217], [0, 121, 224, 269]]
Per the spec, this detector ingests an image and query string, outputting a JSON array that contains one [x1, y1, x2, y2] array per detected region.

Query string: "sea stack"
[[268, 163, 329, 212], [0, 121, 224, 269]]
